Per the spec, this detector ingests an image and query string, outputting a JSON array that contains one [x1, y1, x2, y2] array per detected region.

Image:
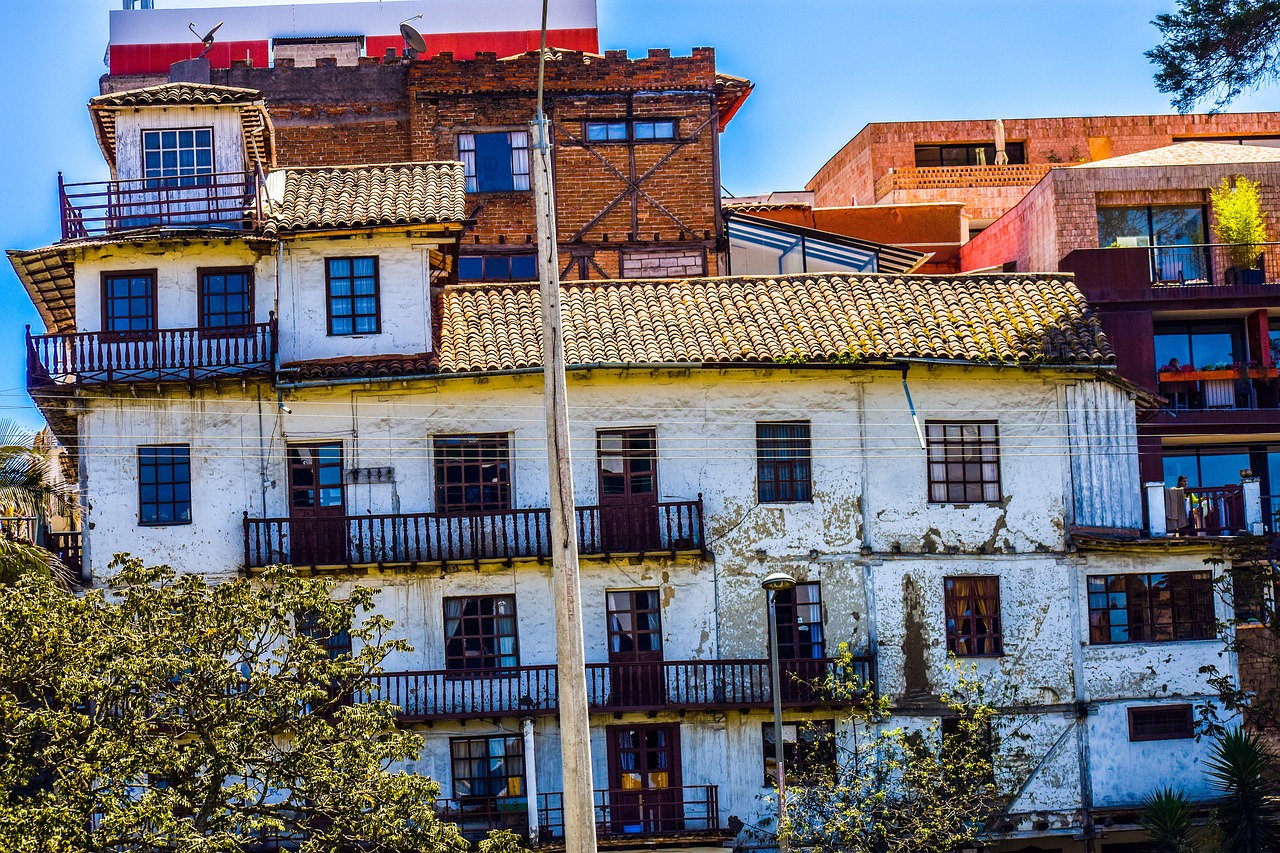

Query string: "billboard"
[[109, 0, 599, 75]]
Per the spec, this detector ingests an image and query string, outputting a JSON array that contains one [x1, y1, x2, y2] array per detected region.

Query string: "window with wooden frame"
[[607, 590, 663, 657], [142, 127, 214, 188], [198, 267, 254, 328], [102, 271, 157, 334], [944, 576, 1003, 656], [583, 119, 677, 143], [138, 445, 191, 526], [1087, 571, 1215, 644], [458, 131, 531, 192], [451, 735, 525, 802], [1128, 704, 1194, 741], [433, 434, 512, 512], [757, 421, 813, 503], [325, 257, 380, 335], [444, 595, 519, 672], [773, 581, 824, 660], [458, 254, 538, 282], [762, 720, 835, 785], [926, 421, 1001, 503]]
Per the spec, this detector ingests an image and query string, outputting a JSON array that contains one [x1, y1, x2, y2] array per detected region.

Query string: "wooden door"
[[607, 724, 682, 836], [775, 582, 826, 703], [598, 429, 659, 552], [287, 443, 347, 566], [606, 590, 664, 709]]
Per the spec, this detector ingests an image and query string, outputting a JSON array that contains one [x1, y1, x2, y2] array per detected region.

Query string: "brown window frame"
[[197, 266, 255, 329], [450, 734, 526, 801], [1127, 704, 1194, 742], [101, 270, 158, 335], [606, 589, 663, 657], [325, 256, 381, 336], [944, 576, 1004, 657], [443, 594, 519, 673], [757, 421, 813, 503], [762, 719, 835, 785], [433, 433, 512, 513], [1087, 571, 1216, 644], [582, 118, 680, 144], [926, 421, 1001, 504], [773, 581, 825, 660]]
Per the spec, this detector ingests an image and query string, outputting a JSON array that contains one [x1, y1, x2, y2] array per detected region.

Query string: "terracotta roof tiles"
[[264, 162, 467, 234], [90, 83, 265, 107], [436, 274, 1113, 373]]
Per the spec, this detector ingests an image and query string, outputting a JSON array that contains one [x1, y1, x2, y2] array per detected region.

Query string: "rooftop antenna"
[[188, 20, 224, 60], [400, 15, 427, 59]]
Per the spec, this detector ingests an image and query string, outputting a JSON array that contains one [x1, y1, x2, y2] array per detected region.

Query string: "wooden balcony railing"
[[874, 162, 1055, 199], [27, 318, 276, 389], [59, 170, 262, 239], [243, 498, 705, 569], [1150, 484, 1246, 536], [46, 530, 83, 583], [538, 785, 723, 843], [360, 656, 875, 721]]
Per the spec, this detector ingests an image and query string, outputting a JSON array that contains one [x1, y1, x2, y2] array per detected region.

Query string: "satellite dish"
[[400, 15, 427, 58], [188, 20, 224, 60]]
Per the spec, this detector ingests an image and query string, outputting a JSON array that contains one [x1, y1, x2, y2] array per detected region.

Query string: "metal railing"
[[436, 797, 531, 840], [27, 318, 277, 388], [360, 656, 875, 721], [243, 498, 705, 569], [538, 784, 722, 841], [59, 170, 261, 239]]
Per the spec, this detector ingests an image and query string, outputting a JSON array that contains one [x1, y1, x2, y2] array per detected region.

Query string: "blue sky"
[[1, 0, 1277, 430]]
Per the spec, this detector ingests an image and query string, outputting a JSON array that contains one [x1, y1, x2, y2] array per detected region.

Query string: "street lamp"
[[762, 571, 796, 853]]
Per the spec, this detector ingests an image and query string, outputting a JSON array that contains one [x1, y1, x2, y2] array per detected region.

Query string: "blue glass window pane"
[[459, 257, 484, 280], [510, 254, 537, 279]]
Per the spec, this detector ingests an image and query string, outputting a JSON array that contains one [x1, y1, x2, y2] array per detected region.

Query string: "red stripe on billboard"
[[111, 29, 599, 75], [110, 40, 272, 75]]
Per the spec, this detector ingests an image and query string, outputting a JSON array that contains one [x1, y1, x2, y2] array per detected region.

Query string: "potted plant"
[[1211, 175, 1268, 285]]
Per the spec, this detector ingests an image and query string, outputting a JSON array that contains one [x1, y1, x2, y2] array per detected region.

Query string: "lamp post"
[[762, 571, 797, 853]]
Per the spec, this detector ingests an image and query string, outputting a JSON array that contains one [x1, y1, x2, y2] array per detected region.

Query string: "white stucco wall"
[[112, 106, 246, 180]]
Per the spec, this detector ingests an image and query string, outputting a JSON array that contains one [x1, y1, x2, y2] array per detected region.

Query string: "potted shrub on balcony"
[[1211, 175, 1268, 285]]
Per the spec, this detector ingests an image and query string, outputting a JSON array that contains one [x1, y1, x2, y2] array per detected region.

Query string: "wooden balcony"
[[538, 785, 725, 847], [1, 519, 83, 584], [59, 170, 261, 239], [1147, 484, 1246, 537], [360, 656, 875, 722], [242, 498, 706, 570], [27, 319, 276, 389]]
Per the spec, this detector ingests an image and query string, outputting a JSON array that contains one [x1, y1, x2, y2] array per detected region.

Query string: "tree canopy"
[[0, 555, 468, 853], [1147, 1, 1280, 111]]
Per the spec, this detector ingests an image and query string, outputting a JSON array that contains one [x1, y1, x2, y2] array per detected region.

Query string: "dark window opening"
[[326, 257, 379, 336], [459, 132, 531, 192], [944, 576, 1003, 656], [444, 595, 518, 671], [914, 142, 1025, 167], [433, 434, 511, 513], [927, 421, 1001, 503], [103, 272, 156, 333], [199, 267, 253, 328], [459, 254, 538, 282], [757, 421, 812, 503], [1128, 704, 1194, 741], [138, 445, 191, 526], [1087, 572, 1215, 644], [763, 720, 835, 785]]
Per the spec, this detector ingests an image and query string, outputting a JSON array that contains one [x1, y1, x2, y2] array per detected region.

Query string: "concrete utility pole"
[[531, 2, 598, 853]]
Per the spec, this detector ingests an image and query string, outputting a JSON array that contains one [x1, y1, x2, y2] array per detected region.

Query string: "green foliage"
[[1205, 727, 1278, 852], [1147, 0, 1280, 111], [0, 421, 80, 584], [1142, 787, 1198, 853], [478, 829, 531, 853], [778, 650, 1001, 853], [1211, 176, 1268, 269], [0, 555, 468, 853]]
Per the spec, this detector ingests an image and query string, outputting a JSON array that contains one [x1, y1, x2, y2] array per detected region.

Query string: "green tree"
[[1147, 1, 1280, 111], [777, 651, 1001, 853], [1206, 727, 1278, 852], [1141, 787, 1198, 853], [0, 555, 468, 853], [0, 422, 79, 584], [1210, 176, 1268, 269]]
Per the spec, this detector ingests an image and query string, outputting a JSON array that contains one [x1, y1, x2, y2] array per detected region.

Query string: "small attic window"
[[143, 129, 213, 188]]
